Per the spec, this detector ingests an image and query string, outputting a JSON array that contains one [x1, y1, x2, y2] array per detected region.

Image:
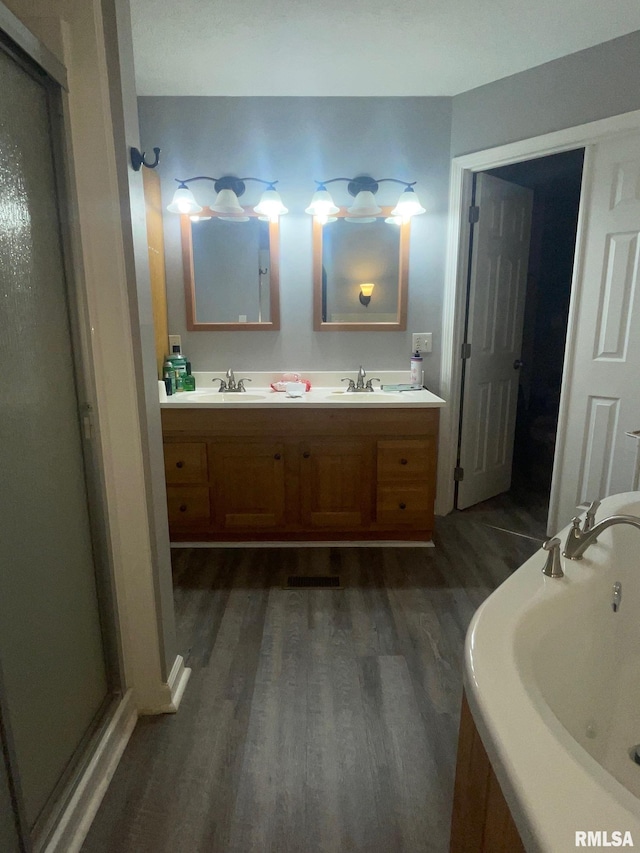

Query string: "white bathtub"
[[465, 491, 640, 852]]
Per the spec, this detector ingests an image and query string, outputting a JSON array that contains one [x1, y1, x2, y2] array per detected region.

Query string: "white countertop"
[[159, 371, 445, 409]]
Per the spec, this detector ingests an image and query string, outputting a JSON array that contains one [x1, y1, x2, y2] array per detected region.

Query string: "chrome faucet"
[[340, 365, 381, 393], [563, 510, 640, 560], [211, 370, 252, 392], [582, 500, 600, 535], [541, 537, 564, 578]]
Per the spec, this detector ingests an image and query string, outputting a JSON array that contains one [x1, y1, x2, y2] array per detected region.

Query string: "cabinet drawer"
[[377, 484, 432, 526], [164, 442, 207, 483], [166, 486, 210, 526], [377, 439, 431, 481]]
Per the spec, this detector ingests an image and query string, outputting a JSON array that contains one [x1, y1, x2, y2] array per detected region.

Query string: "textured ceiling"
[[131, 0, 640, 96]]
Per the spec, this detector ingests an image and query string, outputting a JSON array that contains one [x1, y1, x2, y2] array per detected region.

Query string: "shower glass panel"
[[0, 746, 20, 852], [0, 45, 109, 831]]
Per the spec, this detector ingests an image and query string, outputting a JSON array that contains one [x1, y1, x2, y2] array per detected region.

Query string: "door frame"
[[437, 108, 640, 533]]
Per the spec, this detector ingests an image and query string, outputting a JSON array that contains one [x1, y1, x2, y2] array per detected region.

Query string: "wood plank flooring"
[[82, 498, 544, 853]]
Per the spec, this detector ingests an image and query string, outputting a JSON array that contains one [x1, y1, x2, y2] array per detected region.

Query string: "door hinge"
[[81, 403, 93, 440], [454, 466, 464, 482], [461, 342, 471, 359], [468, 205, 480, 224]]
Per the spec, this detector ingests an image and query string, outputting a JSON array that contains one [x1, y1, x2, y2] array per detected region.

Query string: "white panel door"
[[550, 132, 640, 531], [457, 173, 533, 509]]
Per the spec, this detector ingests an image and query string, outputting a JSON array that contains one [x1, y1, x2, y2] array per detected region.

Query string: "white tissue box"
[[285, 381, 306, 397]]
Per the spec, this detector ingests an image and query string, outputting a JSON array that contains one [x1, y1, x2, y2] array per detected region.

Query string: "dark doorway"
[[479, 148, 584, 531]]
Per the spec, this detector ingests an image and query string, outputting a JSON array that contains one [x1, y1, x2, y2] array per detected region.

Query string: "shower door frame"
[[0, 10, 124, 851]]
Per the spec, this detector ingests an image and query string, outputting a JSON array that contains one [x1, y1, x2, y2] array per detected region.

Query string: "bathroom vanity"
[[160, 375, 444, 543]]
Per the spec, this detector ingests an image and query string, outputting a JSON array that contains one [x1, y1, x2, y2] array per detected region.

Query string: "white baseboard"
[[44, 690, 137, 853], [166, 654, 191, 712]]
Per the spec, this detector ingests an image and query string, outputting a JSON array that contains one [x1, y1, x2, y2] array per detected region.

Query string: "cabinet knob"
[[274, 453, 281, 460], [399, 502, 407, 510], [303, 451, 311, 459], [179, 504, 187, 512], [400, 458, 408, 465], [176, 461, 184, 468]]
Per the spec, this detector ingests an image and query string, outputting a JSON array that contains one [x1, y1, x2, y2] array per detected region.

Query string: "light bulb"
[[254, 189, 288, 220], [391, 187, 426, 218], [347, 190, 382, 217], [167, 185, 202, 215], [305, 189, 339, 217], [211, 188, 245, 215]]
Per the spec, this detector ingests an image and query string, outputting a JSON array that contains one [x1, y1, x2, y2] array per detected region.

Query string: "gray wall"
[[451, 31, 640, 157], [138, 96, 452, 391], [139, 33, 640, 393]]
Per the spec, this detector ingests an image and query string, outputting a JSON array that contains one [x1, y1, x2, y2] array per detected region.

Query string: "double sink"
[[159, 387, 445, 408], [158, 371, 446, 409], [166, 389, 406, 403]]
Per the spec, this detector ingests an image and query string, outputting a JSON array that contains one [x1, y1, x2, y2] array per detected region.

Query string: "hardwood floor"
[[82, 496, 543, 853]]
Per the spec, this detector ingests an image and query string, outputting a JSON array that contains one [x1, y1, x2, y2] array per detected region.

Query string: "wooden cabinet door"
[[166, 485, 211, 529], [300, 439, 372, 530], [163, 442, 207, 483], [376, 437, 436, 531], [211, 441, 285, 530]]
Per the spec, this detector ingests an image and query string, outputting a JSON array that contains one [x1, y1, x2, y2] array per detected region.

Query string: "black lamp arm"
[[174, 176, 279, 195], [314, 177, 416, 188]]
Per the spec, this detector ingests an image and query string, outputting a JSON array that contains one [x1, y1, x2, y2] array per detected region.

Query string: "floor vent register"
[[285, 576, 341, 589]]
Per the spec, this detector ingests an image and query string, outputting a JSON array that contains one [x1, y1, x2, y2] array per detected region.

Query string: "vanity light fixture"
[[359, 282, 375, 307], [306, 176, 426, 224], [167, 175, 288, 222]]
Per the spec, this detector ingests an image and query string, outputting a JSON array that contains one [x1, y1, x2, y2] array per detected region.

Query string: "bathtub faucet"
[[563, 512, 640, 560]]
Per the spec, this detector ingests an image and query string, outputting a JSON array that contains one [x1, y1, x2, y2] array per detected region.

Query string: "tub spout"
[[563, 514, 640, 560]]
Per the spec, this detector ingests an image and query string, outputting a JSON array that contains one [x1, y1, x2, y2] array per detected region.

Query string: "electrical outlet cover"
[[168, 334, 181, 352], [412, 332, 432, 353]]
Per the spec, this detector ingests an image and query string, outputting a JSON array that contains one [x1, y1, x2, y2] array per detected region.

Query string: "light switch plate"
[[412, 332, 432, 353], [168, 334, 181, 352]]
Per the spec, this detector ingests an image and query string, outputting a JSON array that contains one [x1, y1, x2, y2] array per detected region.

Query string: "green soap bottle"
[[169, 345, 187, 392], [183, 361, 196, 392]]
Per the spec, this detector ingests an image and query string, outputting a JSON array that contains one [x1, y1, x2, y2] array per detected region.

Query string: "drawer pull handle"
[[399, 502, 407, 510], [176, 461, 184, 468], [274, 453, 281, 460], [179, 504, 187, 512], [303, 451, 311, 459], [400, 458, 408, 465]]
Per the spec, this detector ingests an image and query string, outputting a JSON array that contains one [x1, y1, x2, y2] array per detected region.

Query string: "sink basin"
[[172, 391, 267, 403], [176, 392, 223, 402], [329, 390, 376, 396], [222, 393, 267, 402], [329, 388, 400, 403]]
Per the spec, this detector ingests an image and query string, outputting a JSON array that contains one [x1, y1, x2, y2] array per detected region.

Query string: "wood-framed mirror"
[[313, 207, 409, 331], [182, 208, 280, 331]]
